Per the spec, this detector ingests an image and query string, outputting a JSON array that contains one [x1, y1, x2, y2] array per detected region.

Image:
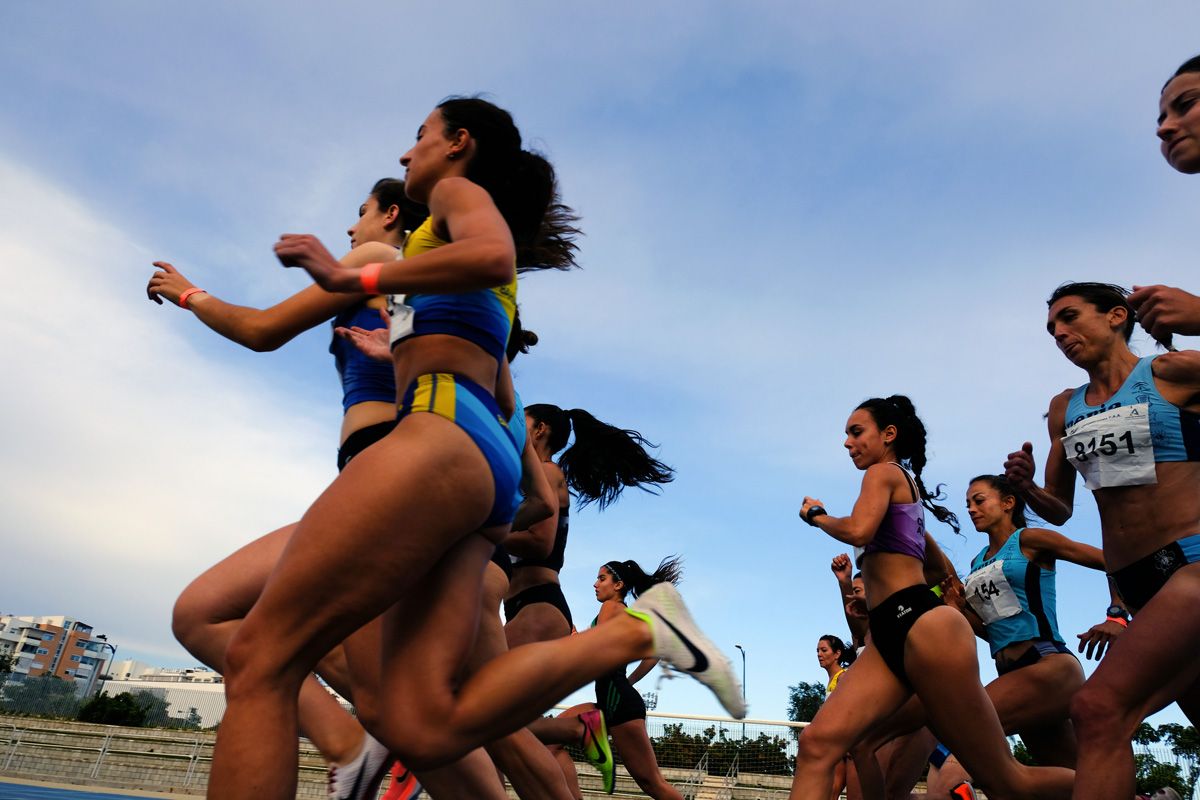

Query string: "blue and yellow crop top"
[[856, 464, 926, 567], [966, 529, 1063, 656], [330, 301, 396, 412], [390, 218, 518, 364], [1063, 355, 1200, 490]]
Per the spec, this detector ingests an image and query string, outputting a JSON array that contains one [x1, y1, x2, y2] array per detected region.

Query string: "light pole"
[[734, 644, 746, 740], [92, 635, 117, 697]]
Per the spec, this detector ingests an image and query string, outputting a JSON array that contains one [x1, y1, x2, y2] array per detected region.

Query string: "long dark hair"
[[819, 634, 856, 668], [436, 97, 580, 272], [506, 306, 538, 364], [856, 395, 960, 534], [968, 474, 1030, 529], [1047, 282, 1137, 343], [1164, 54, 1200, 90], [369, 178, 428, 233], [524, 403, 674, 510], [602, 556, 682, 600]]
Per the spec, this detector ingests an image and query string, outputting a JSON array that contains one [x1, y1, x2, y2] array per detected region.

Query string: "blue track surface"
[[0, 783, 166, 800]]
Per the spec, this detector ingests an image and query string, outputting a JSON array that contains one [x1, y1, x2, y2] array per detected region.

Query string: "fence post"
[[184, 737, 201, 787], [90, 730, 112, 779], [2, 726, 21, 771]]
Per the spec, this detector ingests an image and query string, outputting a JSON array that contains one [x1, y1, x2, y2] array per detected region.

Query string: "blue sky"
[[1, 2, 1198, 726]]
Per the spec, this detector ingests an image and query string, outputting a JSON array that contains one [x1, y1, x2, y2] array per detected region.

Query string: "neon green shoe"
[[579, 708, 615, 794]]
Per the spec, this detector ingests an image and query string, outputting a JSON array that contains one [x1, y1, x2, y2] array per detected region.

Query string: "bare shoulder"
[[1151, 350, 1200, 383], [428, 175, 489, 207], [1047, 389, 1073, 429], [340, 241, 400, 268], [598, 599, 626, 623]]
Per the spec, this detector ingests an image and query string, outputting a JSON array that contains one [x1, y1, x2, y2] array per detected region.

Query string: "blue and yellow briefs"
[[398, 373, 521, 527]]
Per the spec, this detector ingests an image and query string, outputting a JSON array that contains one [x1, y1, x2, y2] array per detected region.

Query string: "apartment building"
[[0, 615, 114, 696]]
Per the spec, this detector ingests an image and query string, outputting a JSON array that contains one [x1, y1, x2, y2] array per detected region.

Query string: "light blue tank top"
[[967, 529, 1062, 656], [1065, 355, 1200, 463]]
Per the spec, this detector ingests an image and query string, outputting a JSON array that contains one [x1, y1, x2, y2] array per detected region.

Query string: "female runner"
[[505, 404, 675, 648], [529, 557, 687, 800], [1003, 282, 1200, 799], [338, 308, 571, 800], [816, 635, 859, 800], [209, 98, 743, 800], [851, 472, 1111, 785], [1129, 57, 1200, 349], [793, 395, 1073, 800], [147, 179, 424, 797]]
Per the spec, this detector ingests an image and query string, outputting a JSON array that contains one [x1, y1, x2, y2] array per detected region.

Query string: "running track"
[[0, 783, 179, 800]]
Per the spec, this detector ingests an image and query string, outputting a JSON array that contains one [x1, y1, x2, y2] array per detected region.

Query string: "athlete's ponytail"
[[436, 97, 580, 272], [506, 307, 538, 364], [369, 178, 428, 234], [857, 395, 960, 534], [525, 403, 674, 510], [819, 634, 856, 668], [603, 555, 683, 600]]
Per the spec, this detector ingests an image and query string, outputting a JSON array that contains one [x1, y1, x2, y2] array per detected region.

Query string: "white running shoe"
[[631, 583, 746, 719], [328, 732, 393, 800]]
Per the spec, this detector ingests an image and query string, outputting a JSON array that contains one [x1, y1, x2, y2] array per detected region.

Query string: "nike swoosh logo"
[[653, 611, 709, 673], [590, 738, 609, 766]]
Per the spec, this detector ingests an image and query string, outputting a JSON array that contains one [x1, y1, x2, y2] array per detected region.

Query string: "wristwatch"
[[1105, 605, 1130, 622]]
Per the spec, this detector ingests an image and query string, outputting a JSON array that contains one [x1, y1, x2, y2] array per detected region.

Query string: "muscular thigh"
[[505, 603, 571, 648], [1083, 562, 1200, 722], [235, 416, 497, 664], [176, 523, 296, 623], [987, 653, 1083, 733]]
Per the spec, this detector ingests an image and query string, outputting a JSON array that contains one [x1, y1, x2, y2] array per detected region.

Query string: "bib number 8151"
[[1073, 430, 1135, 462]]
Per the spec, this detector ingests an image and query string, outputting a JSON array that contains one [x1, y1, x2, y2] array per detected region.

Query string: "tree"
[[1134, 722, 1162, 744], [78, 691, 151, 726], [786, 681, 826, 727], [0, 653, 13, 677], [77, 690, 174, 728], [0, 675, 82, 718]]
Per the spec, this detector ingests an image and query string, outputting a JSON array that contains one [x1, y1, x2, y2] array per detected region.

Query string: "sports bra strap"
[[890, 462, 919, 504]]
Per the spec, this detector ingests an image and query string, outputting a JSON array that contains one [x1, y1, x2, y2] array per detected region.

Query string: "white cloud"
[[0, 158, 337, 656]]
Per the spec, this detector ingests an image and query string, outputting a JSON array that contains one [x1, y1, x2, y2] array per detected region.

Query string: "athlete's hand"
[[831, 553, 853, 583], [844, 593, 867, 620], [1003, 442, 1037, 492], [275, 234, 357, 293], [1130, 284, 1200, 339], [1077, 620, 1124, 660], [800, 496, 825, 522], [146, 261, 196, 306], [336, 312, 391, 363], [940, 576, 967, 612]]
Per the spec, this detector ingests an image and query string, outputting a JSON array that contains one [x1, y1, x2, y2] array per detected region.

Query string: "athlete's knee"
[[170, 587, 219, 652], [221, 628, 301, 699], [795, 725, 848, 767], [1070, 682, 1136, 739]]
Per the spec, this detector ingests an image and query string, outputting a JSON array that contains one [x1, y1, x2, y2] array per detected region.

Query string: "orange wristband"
[[1105, 615, 1128, 628], [179, 288, 207, 309], [360, 262, 383, 295]]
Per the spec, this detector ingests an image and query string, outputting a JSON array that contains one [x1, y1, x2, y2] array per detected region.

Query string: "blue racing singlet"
[[330, 302, 395, 412], [966, 529, 1063, 656], [1064, 355, 1200, 476]]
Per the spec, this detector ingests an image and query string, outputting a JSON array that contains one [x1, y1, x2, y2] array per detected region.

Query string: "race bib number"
[[387, 294, 415, 345], [964, 561, 1022, 625], [1061, 403, 1156, 490]]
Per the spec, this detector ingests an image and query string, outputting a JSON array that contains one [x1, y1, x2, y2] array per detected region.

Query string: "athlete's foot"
[[629, 584, 746, 719], [949, 781, 977, 800], [328, 732, 393, 800], [381, 759, 423, 800], [579, 709, 615, 794]]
